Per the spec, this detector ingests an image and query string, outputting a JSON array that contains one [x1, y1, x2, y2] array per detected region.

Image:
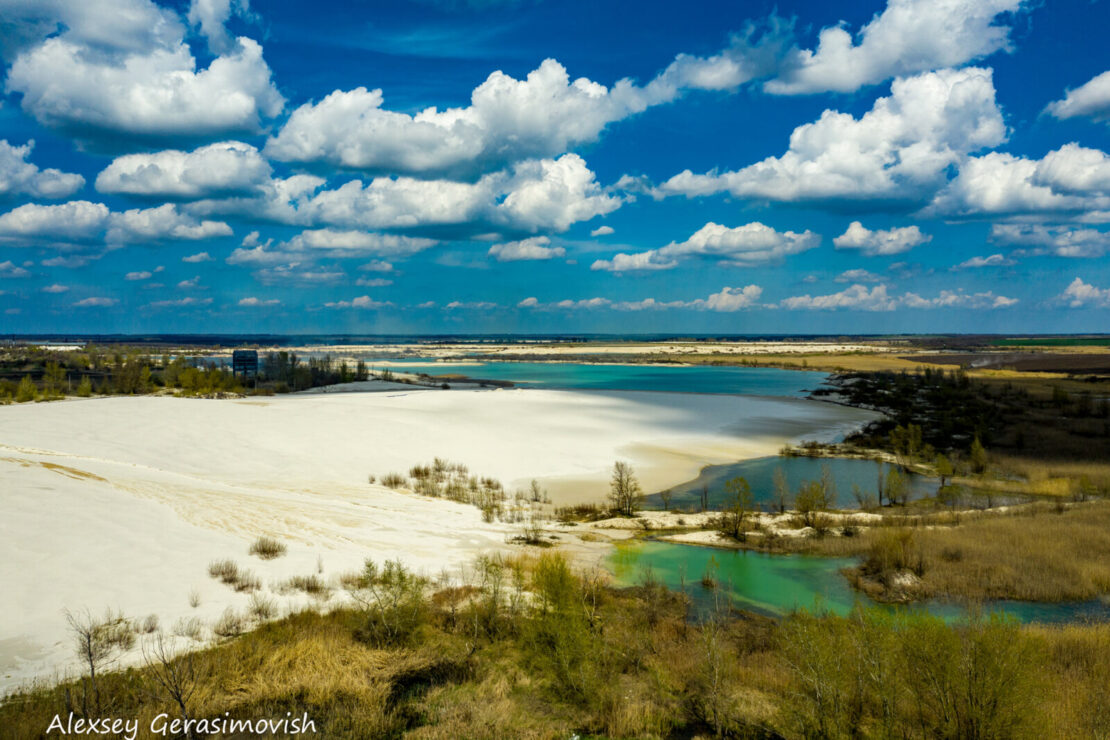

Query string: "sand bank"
[[0, 388, 875, 690]]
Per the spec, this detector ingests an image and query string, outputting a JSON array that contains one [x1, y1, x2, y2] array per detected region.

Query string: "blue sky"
[[0, 0, 1109, 334]]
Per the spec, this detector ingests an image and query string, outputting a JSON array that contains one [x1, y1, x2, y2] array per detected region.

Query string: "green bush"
[[353, 559, 428, 646], [781, 609, 1044, 739], [15, 375, 36, 403]]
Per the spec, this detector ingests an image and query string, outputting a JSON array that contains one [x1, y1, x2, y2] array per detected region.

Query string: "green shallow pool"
[[608, 540, 1110, 624]]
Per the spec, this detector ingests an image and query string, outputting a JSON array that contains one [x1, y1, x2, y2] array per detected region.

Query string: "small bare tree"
[[660, 489, 673, 511], [935, 453, 954, 489], [65, 609, 135, 716], [885, 466, 910, 506], [820, 464, 838, 508], [352, 559, 428, 645], [142, 632, 202, 740], [772, 468, 791, 514], [608, 461, 642, 516], [718, 476, 754, 540], [795, 480, 831, 528]]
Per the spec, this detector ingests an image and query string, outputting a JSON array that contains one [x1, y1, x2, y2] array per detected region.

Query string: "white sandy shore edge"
[[189, 340, 898, 362], [0, 388, 875, 691]]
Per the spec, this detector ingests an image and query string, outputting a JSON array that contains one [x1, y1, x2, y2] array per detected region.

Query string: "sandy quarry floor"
[[0, 387, 875, 691]]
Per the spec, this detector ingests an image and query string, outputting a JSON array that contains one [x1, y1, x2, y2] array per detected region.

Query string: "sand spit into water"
[[0, 388, 875, 690]]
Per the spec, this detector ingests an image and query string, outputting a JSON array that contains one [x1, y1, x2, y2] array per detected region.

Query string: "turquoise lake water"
[[645, 455, 938, 509], [383, 360, 829, 398], [609, 540, 1110, 624], [389, 361, 927, 508]]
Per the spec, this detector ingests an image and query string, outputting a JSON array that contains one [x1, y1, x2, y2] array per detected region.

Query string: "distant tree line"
[[0, 345, 379, 402]]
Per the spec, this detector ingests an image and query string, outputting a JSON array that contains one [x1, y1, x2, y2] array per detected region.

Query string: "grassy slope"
[[3, 555, 1110, 740]]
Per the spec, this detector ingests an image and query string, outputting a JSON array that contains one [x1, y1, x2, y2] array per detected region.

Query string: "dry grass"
[[172, 616, 204, 641], [283, 574, 331, 598], [248, 535, 287, 560], [207, 558, 262, 592], [0, 612, 400, 738], [207, 559, 240, 584], [232, 570, 261, 593], [380, 472, 407, 489], [777, 501, 1110, 602], [248, 592, 278, 621], [649, 351, 942, 374], [2, 556, 1109, 739], [562, 347, 1110, 382], [992, 454, 1110, 497], [1031, 622, 1110, 738], [902, 503, 1110, 601], [212, 607, 246, 638]]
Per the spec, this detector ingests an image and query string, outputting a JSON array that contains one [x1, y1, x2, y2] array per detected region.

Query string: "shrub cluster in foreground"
[[378, 457, 549, 524]]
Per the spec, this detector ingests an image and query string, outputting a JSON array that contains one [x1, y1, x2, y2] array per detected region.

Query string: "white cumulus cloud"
[[264, 46, 785, 179], [148, 296, 213, 308], [765, 0, 1024, 95], [926, 144, 1110, 220], [0, 201, 110, 244], [107, 204, 232, 244], [901, 290, 1017, 309], [780, 284, 898, 311], [0, 140, 84, 198], [298, 153, 620, 234], [835, 269, 884, 283], [5, 0, 283, 145], [833, 222, 931, 256], [781, 283, 1016, 310], [286, 229, 437, 255], [699, 285, 763, 311], [73, 296, 118, 307], [657, 67, 1006, 205], [592, 221, 818, 272], [96, 141, 272, 198], [1047, 70, 1110, 124], [1031, 143, 1110, 196], [990, 224, 1110, 258], [238, 296, 279, 307], [1059, 277, 1110, 307], [0, 260, 31, 278], [188, 0, 254, 55], [516, 285, 764, 312], [952, 253, 1014, 269], [488, 236, 566, 261]]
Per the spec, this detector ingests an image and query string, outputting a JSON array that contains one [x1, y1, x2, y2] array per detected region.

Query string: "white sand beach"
[[0, 387, 876, 691]]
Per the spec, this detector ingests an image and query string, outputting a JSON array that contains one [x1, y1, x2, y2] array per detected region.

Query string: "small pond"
[[608, 540, 1110, 625]]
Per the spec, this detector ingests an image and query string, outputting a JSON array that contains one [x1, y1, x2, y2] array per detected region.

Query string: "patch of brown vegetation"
[[771, 501, 1110, 603]]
